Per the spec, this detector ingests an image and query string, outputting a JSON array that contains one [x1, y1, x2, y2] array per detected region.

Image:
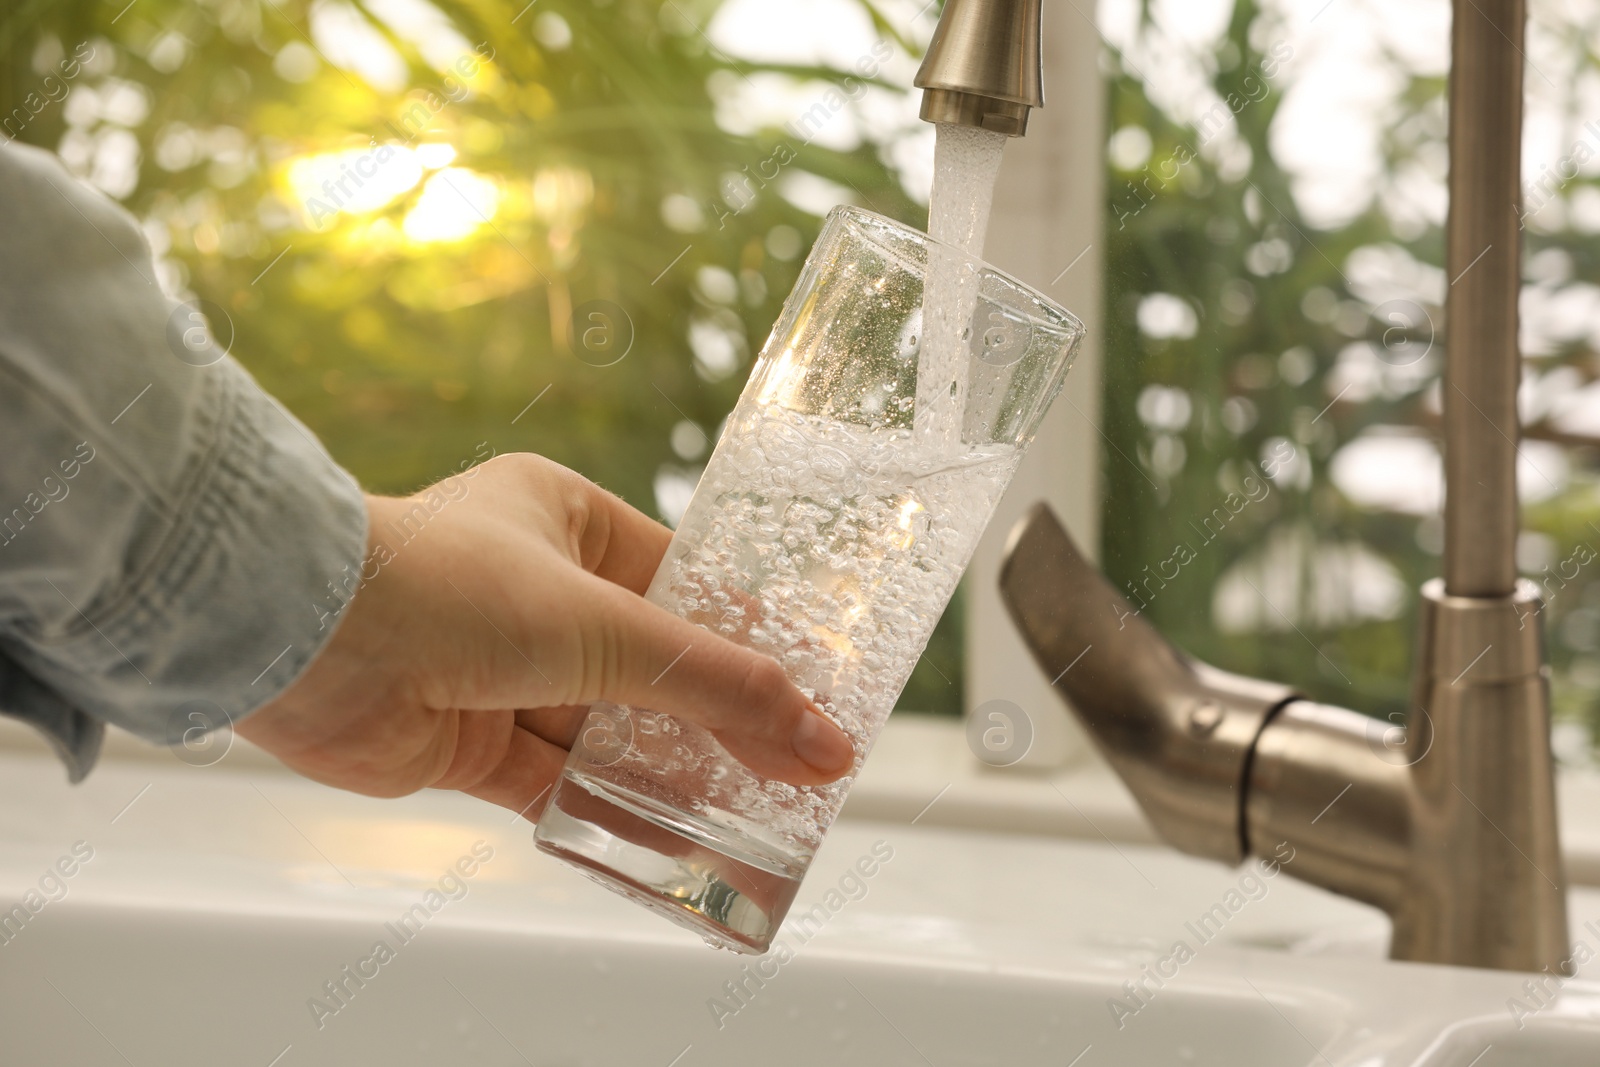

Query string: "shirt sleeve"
[[0, 141, 368, 781]]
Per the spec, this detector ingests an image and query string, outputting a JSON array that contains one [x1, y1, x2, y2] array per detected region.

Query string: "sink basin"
[[1422, 1020, 1600, 1067], [0, 751, 1597, 1065]]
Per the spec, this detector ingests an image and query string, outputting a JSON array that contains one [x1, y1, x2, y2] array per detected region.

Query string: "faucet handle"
[[998, 502, 1295, 863]]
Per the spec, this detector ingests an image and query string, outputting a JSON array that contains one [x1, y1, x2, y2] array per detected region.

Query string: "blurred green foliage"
[[1101, 0, 1419, 719], [0, 0, 966, 715], [1100, 0, 1600, 758]]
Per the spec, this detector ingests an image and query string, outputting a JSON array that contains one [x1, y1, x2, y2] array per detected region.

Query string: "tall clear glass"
[[534, 206, 1084, 952]]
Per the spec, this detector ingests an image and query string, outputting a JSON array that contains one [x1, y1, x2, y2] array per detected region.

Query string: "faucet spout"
[[914, 0, 1043, 136]]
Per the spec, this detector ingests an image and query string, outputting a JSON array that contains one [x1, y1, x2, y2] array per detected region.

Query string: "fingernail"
[[791, 709, 854, 774]]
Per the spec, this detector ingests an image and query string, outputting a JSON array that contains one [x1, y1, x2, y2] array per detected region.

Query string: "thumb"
[[572, 571, 856, 785]]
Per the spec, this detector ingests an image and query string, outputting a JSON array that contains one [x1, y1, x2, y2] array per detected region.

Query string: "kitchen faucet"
[[914, 0, 1042, 136], [918, 0, 1572, 973]]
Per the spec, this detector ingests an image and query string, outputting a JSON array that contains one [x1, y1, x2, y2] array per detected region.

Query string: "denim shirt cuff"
[[7, 360, 368, 776], [0, 663, 103, 782]]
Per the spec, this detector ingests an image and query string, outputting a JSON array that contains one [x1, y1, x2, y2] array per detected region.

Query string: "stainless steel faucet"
[[913, 0, 1043, 136], [915, 0, 1571, 973]]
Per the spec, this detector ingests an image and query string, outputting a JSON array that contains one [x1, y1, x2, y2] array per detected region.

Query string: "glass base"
[[533, 773, 806, 955]]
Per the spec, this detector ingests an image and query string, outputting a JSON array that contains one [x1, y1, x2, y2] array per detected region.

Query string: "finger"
[[573, 571, 855, 786], [565, 474, 674, 595], [459, 725, 569, 823], [514, 705, 587, 750]]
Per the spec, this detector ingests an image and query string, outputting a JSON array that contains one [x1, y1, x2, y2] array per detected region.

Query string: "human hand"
[[236, 454, 855, 821]]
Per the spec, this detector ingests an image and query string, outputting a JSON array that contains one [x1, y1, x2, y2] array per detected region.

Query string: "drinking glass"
[[534, 205, 1083, 952]]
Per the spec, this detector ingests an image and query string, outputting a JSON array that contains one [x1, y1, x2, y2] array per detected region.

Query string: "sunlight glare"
[[402, 168, 499, 243], [415, 143, 458, 169], [286, 146, 425, 221], [531, 166, 594, 223]]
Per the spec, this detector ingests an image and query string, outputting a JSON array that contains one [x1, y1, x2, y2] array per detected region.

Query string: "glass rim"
[[824, 204, 1086, 342]]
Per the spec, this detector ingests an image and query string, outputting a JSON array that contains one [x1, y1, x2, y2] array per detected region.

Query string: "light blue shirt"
[[0, 142, 367, 780]]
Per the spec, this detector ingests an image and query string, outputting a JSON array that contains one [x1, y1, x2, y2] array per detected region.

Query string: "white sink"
[[1, 751, 1597, 1065]]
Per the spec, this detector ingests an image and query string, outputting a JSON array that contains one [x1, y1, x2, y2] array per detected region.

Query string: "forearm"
[[0, 142, 366, 779]]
